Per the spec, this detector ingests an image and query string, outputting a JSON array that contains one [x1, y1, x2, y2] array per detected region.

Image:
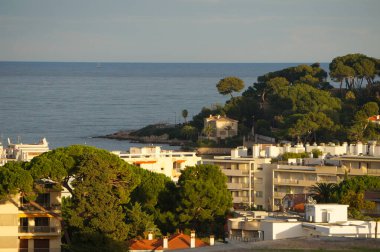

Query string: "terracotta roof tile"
[[129, 233, 209, 251]]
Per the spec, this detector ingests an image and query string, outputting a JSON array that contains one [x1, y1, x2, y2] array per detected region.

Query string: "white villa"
[[0, 138, 50, 165], [203, 115, 238, 140], [112, 146, 201, 182]]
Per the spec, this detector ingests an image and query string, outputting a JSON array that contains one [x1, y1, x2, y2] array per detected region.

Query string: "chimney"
[[163, 236, 168, 249], [190, 230, 195, 248], [209, 235, 215, 246], [148, 231, 153, 241]]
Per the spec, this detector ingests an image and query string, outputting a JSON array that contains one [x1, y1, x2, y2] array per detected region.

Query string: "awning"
[[133, 160, 156, 164], [174, 160, 186, 163], [18, 213, 54, 218]]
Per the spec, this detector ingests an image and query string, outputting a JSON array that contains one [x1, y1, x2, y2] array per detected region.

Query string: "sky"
[[0, 0, 379, 63]]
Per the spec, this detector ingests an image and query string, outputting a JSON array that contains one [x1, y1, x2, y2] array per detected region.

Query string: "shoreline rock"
[[96, 130, 188, 146]]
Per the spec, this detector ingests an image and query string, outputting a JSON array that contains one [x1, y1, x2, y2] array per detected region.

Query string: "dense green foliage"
[[176, 164, 232, 234], [122, 53, 379, 146], [0, 146, 233, 250]]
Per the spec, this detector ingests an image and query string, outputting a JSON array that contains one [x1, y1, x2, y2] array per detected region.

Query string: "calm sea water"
[[0, 62, 329, 151]]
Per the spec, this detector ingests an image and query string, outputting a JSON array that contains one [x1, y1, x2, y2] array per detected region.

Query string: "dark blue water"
[[0, 62, 329, 150]]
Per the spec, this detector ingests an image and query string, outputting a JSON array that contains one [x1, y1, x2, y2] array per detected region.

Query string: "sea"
[[0, 62, 329, 151]]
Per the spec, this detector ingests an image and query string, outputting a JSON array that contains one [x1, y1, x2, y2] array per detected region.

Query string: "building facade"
[[0, 180, 61, 252], [203, 147, 271, 209]]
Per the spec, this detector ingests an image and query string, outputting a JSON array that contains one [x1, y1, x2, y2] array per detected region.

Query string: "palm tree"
[[203, 124, 215, 140], [182, 109, 188, 123], [309, 183, 338, 203]]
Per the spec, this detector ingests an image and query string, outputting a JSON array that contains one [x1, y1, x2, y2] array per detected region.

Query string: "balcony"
[[19, 226, 60, 235], [368, 169, 380, 175], [348, 168, 367, 175], [232, 196, 250, 204], [273, 192, 287, 198], [223, 169, 245, 177], [19, 203, 61, 212], [274, 178, 299, 185], [227, 183, 243, 190]]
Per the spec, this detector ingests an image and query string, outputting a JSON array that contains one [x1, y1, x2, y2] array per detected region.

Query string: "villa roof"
[[205, 115, 238, 123], [368, 115, 380, 122], [129, 233, 208, 251]]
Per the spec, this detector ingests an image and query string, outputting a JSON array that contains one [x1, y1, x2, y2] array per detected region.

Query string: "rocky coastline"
[[98, 130, 188, 146]]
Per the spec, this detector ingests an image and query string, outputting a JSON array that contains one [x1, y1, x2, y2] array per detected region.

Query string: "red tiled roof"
[[368, 115, 380, 121], [129, 233, 208, 251]]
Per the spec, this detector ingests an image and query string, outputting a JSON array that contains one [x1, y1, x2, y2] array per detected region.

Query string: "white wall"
[[305, 204, 348, 223], [261, 221, 304, 241]]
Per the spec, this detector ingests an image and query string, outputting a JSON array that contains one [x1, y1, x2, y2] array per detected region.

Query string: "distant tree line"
[[133, 53, 380, 146]]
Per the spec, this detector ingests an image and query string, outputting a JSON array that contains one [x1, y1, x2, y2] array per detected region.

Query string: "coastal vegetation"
[[0, 145, 231, 251], [117, 53, 380, 147]]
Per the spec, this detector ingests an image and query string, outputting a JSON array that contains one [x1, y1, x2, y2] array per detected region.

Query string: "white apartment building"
[[207, 141, 380, 211], [1, 138, 50, 164], [112, 146, 201, 182], [203, 147, 271, 209]]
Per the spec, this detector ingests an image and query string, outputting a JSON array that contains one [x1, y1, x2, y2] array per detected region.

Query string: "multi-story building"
[[206, 141, 380, 211], [112, 146, 201, 182], [0, 179, 61, 252], [264, 163, 348, 210], [203, 115, 238, 140], [203, 147, 271, 209]]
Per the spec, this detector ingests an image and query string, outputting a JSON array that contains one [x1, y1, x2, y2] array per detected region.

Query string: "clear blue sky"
[[0, 0, 379, 62]]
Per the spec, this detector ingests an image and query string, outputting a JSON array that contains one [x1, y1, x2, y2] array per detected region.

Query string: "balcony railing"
[[273, 192, 287, 198], [19, 203, 61, 211], [227, 183, 242, 190], [19, 226, 59, 233], [368, 169, 380, 175], [274, 178, 299, 185]]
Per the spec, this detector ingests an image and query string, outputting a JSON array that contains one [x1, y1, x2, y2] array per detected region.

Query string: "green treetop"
[[176, 164, 232, 231], [216, 76, 245, 98]]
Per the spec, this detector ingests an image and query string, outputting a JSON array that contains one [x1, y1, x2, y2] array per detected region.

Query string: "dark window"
[[19, 239, 28, 249], [34, 239, 49, 252], [20, 217, 28, 227], [35, 217, 49, 227], [35, 193, 50, 207]]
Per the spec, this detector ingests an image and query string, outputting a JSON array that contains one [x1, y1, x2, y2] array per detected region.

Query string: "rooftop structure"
[[112, 146, 201, 182]]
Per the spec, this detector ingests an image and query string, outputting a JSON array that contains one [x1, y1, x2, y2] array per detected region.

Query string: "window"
[[19, 239, 28, 251], [255, 191, 263, 198], [34, 239, 49, 252], [35, 193, 50, 207], [35, 217, 49, 227]]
